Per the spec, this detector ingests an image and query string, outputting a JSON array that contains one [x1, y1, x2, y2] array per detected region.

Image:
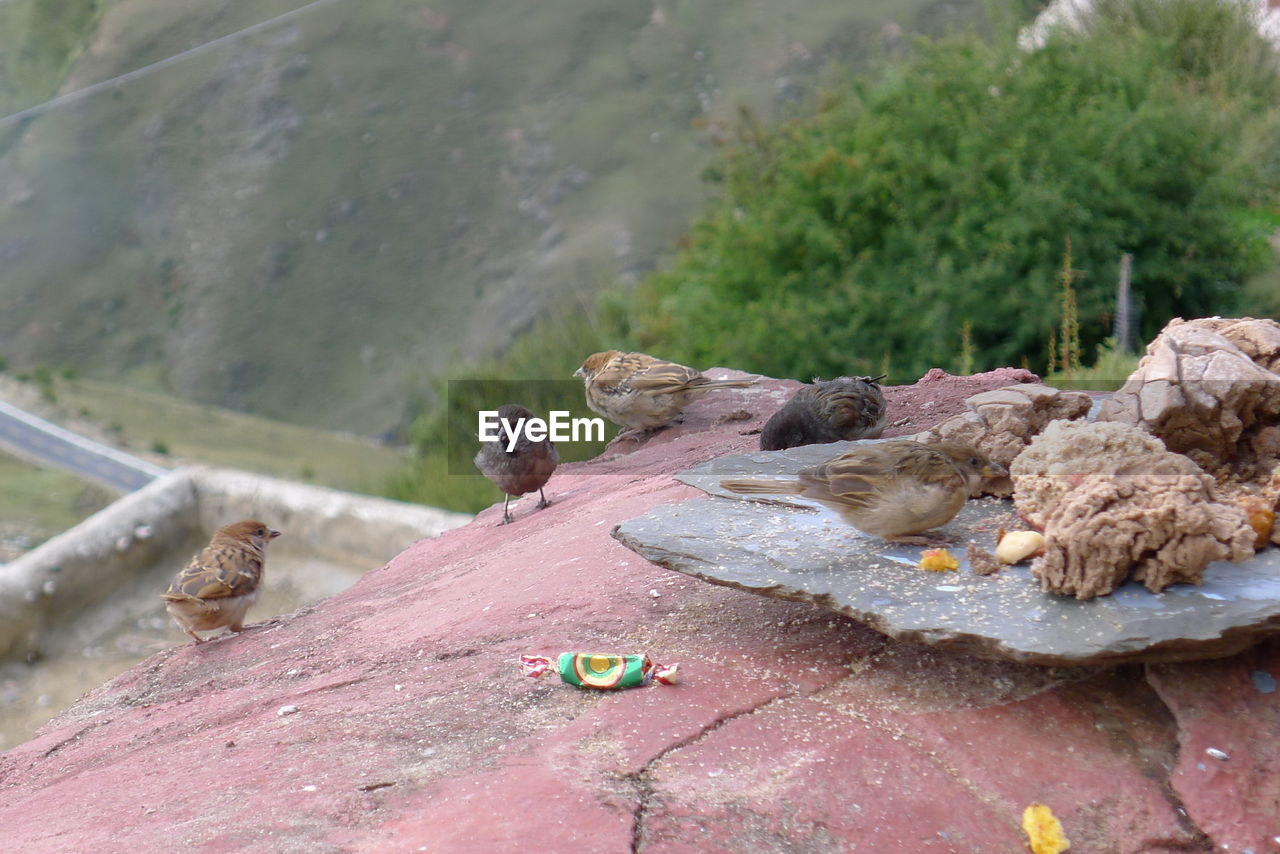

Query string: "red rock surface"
[[2, 367, 1277, 853]]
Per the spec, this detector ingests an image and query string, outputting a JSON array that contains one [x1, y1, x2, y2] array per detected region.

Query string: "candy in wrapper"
[[520, 652, 679, 689]]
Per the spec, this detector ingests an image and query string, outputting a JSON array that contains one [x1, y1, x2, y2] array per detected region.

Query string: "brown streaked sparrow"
[[574, 350, 753, 440], [721, 440, 1006, 542], [161, 519, 280, 643], [761, 375, 887, 451]]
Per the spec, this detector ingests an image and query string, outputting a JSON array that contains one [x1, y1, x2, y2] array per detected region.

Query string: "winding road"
[[0, 399, 168, 493]]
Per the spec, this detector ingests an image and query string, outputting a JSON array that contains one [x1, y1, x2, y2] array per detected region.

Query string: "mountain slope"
[[0, 0, 1010, 435]]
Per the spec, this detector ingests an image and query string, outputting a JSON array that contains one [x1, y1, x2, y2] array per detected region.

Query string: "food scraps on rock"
[[1022, 803, 1070, 854], [996, 531, 1046, 565], [1010, 420, 1255, 599], [918, 548, 959, 572], [966, 541, 1001, 576]]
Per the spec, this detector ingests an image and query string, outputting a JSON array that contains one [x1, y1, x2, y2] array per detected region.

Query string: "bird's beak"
[[572, 367, 585, 378], [981, 461, 1010, 480], [268, 529, 282, 539]]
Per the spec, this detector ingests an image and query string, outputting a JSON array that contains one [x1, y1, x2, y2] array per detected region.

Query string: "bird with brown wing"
[[761, 375, 887, 451], [474, 402, 560, 525], [574, 350, 753, 440], [161, 519, 281, 643], [721, 440, 1006, 542]]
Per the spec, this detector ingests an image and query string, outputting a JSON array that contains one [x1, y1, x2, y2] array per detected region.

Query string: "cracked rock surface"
[[627, 437, 1280, 665], [2, 369, 1278, 853], [1098, 316, 1280, 478]]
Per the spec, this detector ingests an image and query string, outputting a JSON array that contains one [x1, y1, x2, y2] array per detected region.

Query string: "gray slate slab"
[[612, 441, 1280, 666]]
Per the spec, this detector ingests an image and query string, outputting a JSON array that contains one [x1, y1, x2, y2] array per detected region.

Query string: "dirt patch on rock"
[[881, 367, 1041, 437]]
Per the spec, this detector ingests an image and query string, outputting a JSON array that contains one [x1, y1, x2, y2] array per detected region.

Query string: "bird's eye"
[[257, 528, 266, 536]]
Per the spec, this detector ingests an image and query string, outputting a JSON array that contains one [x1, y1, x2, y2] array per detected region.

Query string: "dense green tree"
[[395, 0, 1280, 510], [626, 0, 1280, 380]]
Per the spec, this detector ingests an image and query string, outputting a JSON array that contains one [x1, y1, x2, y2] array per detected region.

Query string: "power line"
[[0, 0, 346, 129]]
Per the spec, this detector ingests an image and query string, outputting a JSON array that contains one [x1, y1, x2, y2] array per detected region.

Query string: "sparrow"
[[160, 519, 281, 643], [574, 350, 753, 440], [761, 375, 887, 451], [720, 440, 1006, 542], [474, 402, 560, 525]]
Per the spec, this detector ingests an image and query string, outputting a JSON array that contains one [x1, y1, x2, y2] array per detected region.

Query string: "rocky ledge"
[[1, 369, 1277, 852], [617, 440, 1280, 666]]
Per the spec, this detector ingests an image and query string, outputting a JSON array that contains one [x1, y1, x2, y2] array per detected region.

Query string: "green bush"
[[625, 0, 1279, 381], [32, 363, 56, 403], [396, 0, 1280, 511]]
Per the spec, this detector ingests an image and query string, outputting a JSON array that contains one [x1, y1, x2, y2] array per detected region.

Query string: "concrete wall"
[[0, 468, 471, 661], [189, 468, 469, 565]]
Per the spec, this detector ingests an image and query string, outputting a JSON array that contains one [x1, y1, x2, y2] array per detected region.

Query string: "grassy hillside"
[[0, 371, 412, 557], [0, 453, 113, 561], [0, 0, 101, 117], [2, 374, 408, 493], [0, 0, 1018, 438]]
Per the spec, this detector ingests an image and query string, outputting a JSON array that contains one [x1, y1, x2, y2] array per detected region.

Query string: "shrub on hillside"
[[626, 0, 1280, 380]]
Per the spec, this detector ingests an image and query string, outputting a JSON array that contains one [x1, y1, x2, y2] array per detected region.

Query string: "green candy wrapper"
[[520, 652, 679, 689]]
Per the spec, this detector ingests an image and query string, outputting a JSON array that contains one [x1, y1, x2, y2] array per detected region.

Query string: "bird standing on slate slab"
[[760, 375, 887, 451], [721, 440, 1006, 543]]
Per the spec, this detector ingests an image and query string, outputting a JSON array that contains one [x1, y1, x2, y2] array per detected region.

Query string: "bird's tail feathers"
[[694, 378, 754, 390], [720, 478, 805, 495], [160, 592, 215, 613]]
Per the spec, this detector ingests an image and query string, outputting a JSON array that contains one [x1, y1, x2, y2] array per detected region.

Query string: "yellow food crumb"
[[1237, 495, 1275, 550], [1022, 803, 1070, 854], [918, 548, 959, 572]]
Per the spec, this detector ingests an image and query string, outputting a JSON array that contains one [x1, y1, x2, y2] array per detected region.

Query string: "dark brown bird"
[[161, 519, 281, 643], [574, 350, 754, 440], [761, 375, 887, 451], [474, 403, 559, 525], [720, 440, 1006, 542]]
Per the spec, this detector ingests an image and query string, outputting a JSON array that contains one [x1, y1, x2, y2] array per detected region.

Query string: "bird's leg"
[[611, 426, 655, 445], [171, 616, 206, 644], [498, 494, 514, 525], [536, 487, 551, 510]]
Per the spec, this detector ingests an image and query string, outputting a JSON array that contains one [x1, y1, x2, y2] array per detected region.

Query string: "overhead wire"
[[0, 0, 346, 129]]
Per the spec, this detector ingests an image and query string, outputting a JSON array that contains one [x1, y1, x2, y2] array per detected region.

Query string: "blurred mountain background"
[[1, 0, 1278, 517], [0, 0, 1012, 435]]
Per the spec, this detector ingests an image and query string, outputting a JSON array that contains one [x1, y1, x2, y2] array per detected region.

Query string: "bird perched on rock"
[[474, 402, 559, 525], [720, 440, 1005, 542], [574, 350, 753, 440], [761, 375, 887, 451], [161, 519, 281, 643]]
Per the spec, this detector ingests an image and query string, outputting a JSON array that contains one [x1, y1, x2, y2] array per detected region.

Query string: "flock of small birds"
[[163, 349, 1000, 644]]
